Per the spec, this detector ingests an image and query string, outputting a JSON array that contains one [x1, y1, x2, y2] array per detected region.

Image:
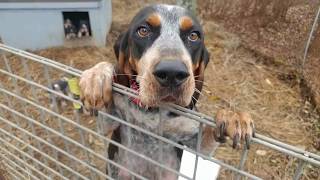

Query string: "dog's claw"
[[215, 109, 254, 150], [216, 121, 226, 143], [220, 121, 225, 136], [245, 133, 251, 149], [232, 133, 240, 149], [250, 122, 256, 137], [89, 108, 98, 116]]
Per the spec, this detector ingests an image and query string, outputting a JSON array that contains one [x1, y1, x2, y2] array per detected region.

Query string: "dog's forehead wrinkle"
[[154, 4, 187, 30], [154, 4, 187, 17]]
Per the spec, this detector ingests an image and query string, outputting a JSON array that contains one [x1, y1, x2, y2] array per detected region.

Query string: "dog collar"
[[113, 74, 144, 107], [129, 79, 144, 107]]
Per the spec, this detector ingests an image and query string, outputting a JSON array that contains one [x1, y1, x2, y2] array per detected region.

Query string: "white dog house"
[[0, 0, 112, 50]]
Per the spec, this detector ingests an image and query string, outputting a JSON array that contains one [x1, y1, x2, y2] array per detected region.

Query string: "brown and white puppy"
[[77, 23, 90, 38], [79, 4, 254, 180], [64, 19, 77, 40]]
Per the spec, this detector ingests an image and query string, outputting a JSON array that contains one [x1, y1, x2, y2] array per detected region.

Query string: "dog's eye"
[[188, 32, 200, 42], [137, 26, 150, 37]]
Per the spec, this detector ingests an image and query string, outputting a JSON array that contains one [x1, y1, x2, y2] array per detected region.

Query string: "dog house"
[[0, 0, 112, 50]]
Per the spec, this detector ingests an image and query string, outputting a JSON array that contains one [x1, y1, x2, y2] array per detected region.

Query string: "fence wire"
[[0, 43, 319, 180], [303, 4, 320, 67]]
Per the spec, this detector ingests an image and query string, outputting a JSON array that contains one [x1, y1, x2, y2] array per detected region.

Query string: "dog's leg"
[[163, 109, 254, 155], [79, 62, 114, 112], [79, 62, 119, 133], [78, 31, 82, 38], [85, 30, 90, 37], [80, 62, 121, 178]]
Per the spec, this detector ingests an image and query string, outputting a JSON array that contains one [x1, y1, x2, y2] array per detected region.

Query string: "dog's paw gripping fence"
[[0, 43, 319, 180]]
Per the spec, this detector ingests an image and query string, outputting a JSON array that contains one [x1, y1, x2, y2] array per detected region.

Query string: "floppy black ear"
[[189, 46, 210, 109], [113, 31, 131, 87], [201, 47, 210, 69], [113, 32, 128, 59]]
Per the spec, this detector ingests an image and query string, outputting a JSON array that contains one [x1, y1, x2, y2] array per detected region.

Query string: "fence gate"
[[0, 43, 319, 180]]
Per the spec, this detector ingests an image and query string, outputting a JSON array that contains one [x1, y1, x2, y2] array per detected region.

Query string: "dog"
[[77, 22, 90, 38], [50, 77, 87, 114], [49, 77, 69, 109], [64, 19, 77, 40], [79, 4, 254, 179]]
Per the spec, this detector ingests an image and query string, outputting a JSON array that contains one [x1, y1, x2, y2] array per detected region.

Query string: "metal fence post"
[[302, 5, 320, 67]]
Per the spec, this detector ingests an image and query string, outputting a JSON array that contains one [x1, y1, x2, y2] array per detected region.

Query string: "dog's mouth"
[[160, 94, 177, 102], [129, 78, 188, 107]]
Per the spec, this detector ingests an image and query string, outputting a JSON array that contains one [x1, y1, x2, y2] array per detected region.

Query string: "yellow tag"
[[68, 77, 81, 95], [73, 102, 81, 110]]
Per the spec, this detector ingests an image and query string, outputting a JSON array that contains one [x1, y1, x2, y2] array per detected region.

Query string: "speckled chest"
[[110, 93, 200, 179]]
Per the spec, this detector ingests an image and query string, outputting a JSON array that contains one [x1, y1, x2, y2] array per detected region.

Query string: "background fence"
[[0, 43, 319, 179]]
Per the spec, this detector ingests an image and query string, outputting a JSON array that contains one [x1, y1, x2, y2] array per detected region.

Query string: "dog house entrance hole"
[[62, 12, 92, 40]]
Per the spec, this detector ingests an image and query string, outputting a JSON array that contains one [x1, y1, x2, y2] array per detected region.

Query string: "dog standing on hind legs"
[[79, 4, 255, 180]]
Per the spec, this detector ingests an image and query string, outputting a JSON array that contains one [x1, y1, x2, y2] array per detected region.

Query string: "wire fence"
[[303, 4, 320, 68], [0, 43, 319, 180]]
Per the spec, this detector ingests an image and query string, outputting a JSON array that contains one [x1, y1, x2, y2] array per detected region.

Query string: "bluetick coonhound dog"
[[79, 4, 254, 180]]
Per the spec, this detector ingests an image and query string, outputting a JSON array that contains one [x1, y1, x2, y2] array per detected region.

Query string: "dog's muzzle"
[[153, 60, 189, 87]]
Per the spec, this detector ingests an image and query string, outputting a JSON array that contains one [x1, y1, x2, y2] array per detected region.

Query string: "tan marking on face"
[[199, 61, 205, 74], [118, 52, 126, 71], [137, 47, 160, 106], [179, 16, 193, 31], [192, 61, 200, 72], [115, 51, 131, 86], [129, 56, 137, 72], [146, 13, 161, 27], [118, 50, 137, 78]]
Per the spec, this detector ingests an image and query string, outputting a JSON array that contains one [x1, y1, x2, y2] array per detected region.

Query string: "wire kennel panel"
[[0, 43, 319, 180]]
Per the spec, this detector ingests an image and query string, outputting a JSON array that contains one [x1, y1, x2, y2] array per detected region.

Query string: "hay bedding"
[[0, 1, 319, 179]]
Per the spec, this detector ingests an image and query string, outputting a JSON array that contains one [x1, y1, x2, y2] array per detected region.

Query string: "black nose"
[[153, 60, 189, 87]]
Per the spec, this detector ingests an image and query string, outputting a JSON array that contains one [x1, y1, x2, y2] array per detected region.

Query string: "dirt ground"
[[1, 0, 319, 179]]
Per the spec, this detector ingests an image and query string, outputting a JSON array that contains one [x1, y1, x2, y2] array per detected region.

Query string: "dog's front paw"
[[79, 62, 114, 114], [215, 109, 255, 149]]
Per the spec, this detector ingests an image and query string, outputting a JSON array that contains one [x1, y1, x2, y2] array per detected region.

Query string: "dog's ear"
[[113, 31, 131, 87], [189, 46, 210, 109]]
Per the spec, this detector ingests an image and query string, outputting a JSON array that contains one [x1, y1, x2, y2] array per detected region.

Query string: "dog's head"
[[114, 4, 210, 108]]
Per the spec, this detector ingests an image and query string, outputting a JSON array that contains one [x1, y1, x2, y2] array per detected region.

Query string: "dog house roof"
[[0, 0, 100, 2]]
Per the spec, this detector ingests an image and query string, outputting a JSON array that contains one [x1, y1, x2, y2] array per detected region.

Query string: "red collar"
[[113, 75, 145, 108], [129, 79, 144, 107]]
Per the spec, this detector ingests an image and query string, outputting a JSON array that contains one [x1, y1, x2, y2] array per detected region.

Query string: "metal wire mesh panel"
[[0, 43, 319, 180]]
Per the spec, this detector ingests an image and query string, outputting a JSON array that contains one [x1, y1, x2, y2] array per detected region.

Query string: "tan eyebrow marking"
[[179, 16, 193, 30], [146, 13, 161, 27]]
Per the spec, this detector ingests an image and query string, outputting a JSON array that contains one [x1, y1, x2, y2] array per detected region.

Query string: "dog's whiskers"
[[194, 88, 206, 98], [194, 79, 209, 87], [191, 95, 199, 105]]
